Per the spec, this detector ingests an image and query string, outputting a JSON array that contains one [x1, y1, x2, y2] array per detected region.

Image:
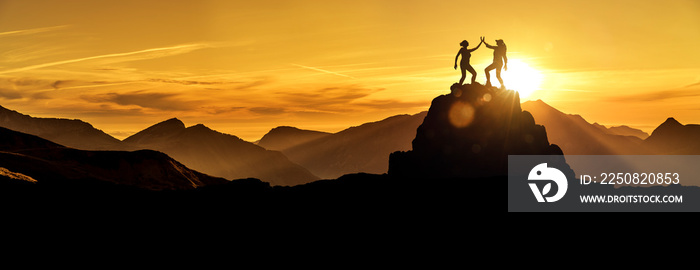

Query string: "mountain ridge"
[[0, 105, 123, 150], [123, 117, 186, 145], [643, 117, 700, 154], [3, 95, 700, 188], [257, 126, 331, 151], [521, 99, 646, 155], [0, 126, 228, 191], [280, 111, 428, 179], [123, 118, 320, 186]]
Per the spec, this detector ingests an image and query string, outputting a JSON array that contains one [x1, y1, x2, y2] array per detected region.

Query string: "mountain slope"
[[280, 111, 428, 179], [643, 118, 700, 154], [124, 119, 319, 186], [122, 118, 186, 145], [521, 99, 645, 154], [593, 123, 649, 139], [0, 105, 123, 150], [257, 126, 331, 151], [0, 126, 228, 191]]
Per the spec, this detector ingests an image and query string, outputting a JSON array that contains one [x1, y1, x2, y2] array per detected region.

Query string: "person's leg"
[[466, 65, 477, 84], [459, 67, 466, 85], [484, 64, 495, 86], [496, 67, 504, 88]]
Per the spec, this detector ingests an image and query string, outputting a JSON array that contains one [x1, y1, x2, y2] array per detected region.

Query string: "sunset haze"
[[1, 0, 699, 141]]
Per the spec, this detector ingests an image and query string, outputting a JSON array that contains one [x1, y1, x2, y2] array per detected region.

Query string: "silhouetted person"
[[454, 37, 484, 85], [484, 39, 507, 89]]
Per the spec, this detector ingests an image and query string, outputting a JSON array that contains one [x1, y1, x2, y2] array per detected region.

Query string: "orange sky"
[[1, 0, 699, 140]]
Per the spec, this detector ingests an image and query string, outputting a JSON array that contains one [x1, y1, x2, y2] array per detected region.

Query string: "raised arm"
[[484, 42, 497, 49], [467, 39, 483, 52]]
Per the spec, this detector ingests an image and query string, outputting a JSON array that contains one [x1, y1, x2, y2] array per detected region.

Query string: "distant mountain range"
[[0, 105, 123, 150], [0, 104, 430, 184], [3, 88, 700, 214], [521, 100, 648, 154], [267, 112, 428, 179], [257, 126, 331, 151], [0, 105, 320, 186], [123, 118, 319, 186], [2, 96, 700, 190], [0, 126, 227, 191], [592, 123, 649, 140]]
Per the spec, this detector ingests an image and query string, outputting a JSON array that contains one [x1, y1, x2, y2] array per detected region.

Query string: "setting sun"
[[501, 59, 543, 99]]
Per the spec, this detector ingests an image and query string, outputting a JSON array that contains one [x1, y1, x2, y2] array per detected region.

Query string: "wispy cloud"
[[291, 64, 356, 79], [278, 85, 373, 108], [0, 25, 68, 37], [146, 78, 228, 86], [81, 91, 200, 111], [610, 82, 700, 102], [248, 107, 287, 115], [0, 43, 213, 74], [0, 88, 23, 100], [684, 81, 700, 88]]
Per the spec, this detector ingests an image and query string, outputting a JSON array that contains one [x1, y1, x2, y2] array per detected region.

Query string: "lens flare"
[[448, 101, 475, 128]]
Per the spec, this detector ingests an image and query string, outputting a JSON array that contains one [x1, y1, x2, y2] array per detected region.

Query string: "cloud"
[[61, 104, 146, 118], [0, 88, 50, 100], [0, 76, 137, 94], [0, 25, 68, 37], [1, 45, 66, 63], [248, 107, 287, 115], [200, 106, 246, 115], [684, 81, 700, 88], [81, 91, 198, 111], [291, 64, 356, 79], [231, 77, 274, 90], [351, 99, 429, 110], [146, 78, 227, 86], [610, 82, 700, 102], [247, 84, 413, 116], [2, 77, 48, 87], [51, 80, 78, 90], [0, 88, 23, 100], [0, 43, 214, 75], [279, 85, 375, 107], [0, 77, 60, 100]]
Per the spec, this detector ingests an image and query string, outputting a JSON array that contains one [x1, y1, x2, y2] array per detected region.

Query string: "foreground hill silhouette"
[[390, 83, 573, 179], [124, 118, 319, 186], [0, 126, 227, 191], [0, 105, 123, 150]]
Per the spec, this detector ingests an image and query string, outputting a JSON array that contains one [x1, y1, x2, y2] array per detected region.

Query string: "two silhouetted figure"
[[454, 37, 508, 88]]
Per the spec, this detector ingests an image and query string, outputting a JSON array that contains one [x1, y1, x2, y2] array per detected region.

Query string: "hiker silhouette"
[[484, 39, 508, 89], [454, 37, 484, 85]]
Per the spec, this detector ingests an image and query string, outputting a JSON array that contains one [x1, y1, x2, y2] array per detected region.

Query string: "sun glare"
[[500, 59, 543, 99]]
